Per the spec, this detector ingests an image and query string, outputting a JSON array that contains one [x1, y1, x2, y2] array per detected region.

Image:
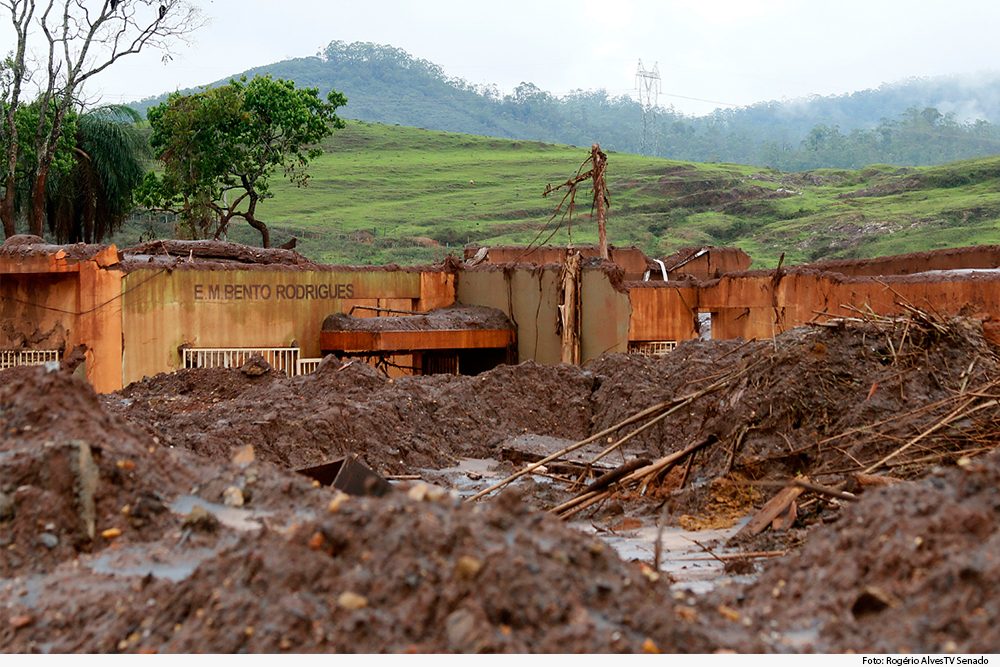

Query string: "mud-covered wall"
[[580, 269, 632, 359], [455, 266, 563, 365], [662, 247, 753, 280], [456, 265, 632, 363], [1, 274, 78, 351], [467, 245, 651, 280], [1, 249, 124, 393], [627, 269, 1000, 343], [119, 268, 450, 385], [628, 284, 700, 342]]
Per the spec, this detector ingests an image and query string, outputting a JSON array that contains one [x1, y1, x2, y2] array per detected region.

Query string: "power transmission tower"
[[636, 59, 661, 156]]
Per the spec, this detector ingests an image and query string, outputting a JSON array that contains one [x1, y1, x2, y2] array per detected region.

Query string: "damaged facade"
[[2, 233, 998, 392]]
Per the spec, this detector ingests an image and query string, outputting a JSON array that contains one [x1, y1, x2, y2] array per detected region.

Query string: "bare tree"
[[1, 0, 205, 238]]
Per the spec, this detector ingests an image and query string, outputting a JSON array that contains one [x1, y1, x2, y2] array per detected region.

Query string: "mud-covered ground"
[[2, 315, 998, 653]]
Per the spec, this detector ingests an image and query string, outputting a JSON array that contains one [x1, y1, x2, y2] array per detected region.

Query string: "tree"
[[47, 105, 150, 243], [142, 75, 347, 247], [0, 97, 78, 235], [1, 0, 204, 238]]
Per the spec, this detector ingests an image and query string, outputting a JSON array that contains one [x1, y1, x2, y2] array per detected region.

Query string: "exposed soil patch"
[[323, 305, 513, 332], [717, 450, 1000, 653], [2, 313, 998, 653]]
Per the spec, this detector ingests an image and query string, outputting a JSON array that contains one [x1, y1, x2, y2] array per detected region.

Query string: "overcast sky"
[[33, 0, 1000, 116]]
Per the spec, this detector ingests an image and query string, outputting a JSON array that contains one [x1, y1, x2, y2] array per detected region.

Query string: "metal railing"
[[183, 347, 300, 376], [628, 341, 677, 357], [1, 349, 61, 370], [297, 358, 323, 375]]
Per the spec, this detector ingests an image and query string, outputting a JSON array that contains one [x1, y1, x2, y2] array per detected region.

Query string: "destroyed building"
[[3, 234, 997, 389], [3, 235, 1000, 654]]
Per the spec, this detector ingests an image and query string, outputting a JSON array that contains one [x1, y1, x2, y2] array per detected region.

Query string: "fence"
[[1, 349, 61, 370], [182, 347, 300, 376], [297, 358, 323, 375], [627, 341, 677, 357]]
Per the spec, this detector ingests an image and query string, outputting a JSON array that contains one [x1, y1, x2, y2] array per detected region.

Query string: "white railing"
[[1, 349, 61, 370], [183, 347, 300, 376], [628, 341, 677, 357], [297, 358, 323, 375]]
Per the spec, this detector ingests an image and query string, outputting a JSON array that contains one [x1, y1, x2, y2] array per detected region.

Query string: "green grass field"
[[114, 121, 1000, 268]]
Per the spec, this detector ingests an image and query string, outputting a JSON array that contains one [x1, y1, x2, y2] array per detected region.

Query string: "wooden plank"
[[500, 433, 613, 472], [734, 479, 807, 538]]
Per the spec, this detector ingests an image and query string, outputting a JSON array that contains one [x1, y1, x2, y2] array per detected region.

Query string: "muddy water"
[[70, 459, 756, 593], [574, 520, 756, 593], [79, 496, 311, 583], [430, 458, 759, 592]]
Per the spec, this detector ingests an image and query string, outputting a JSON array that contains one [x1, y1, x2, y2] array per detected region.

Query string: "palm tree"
[[46, 105, 151, 244]]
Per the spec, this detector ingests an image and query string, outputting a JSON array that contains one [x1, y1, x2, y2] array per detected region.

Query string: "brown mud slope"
[[1, 365, 759, 653], [1, 490, 763, 653], [1, 366, 198, 578], [3, 315, 999, 653], [106, 357, 598, 474], [720, 450, 1000, 654], [105, 314, 999, 525]]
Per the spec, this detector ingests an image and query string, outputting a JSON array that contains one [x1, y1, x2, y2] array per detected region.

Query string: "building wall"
[[456, 266, 563, 365], [580, 269, 631, 359], [808, 245, 1000, 277], [466, 245, 652, 280], [1, 248, 124, 393], [5, 242, 997, 393], [627, 269, 1000, 343], [455, 264, 632, 364], [119, 268, 439, 384], [628, 284, 700, 342]]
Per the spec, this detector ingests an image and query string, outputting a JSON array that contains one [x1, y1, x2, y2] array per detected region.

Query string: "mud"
[[2, 314, 999, 653], [716, 450, 1000, 653], [323, 305, 513, 332]]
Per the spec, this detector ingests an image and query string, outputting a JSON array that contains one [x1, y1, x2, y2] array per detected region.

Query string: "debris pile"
[[2, 311, 998, 653], [1, 365, 758, 653], [723, 450, 1000, 653]]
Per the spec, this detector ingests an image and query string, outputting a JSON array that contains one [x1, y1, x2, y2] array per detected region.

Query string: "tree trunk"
[[1, 175, 15, 239], [29, 168, 49, 237], [243, 194, 270, 247], [592, 143, 608, 260], [246, 217, 270, 248]]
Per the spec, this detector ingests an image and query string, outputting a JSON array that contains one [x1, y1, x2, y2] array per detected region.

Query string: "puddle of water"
[[75, 497, 310, 584], [436, 457, 500, 477], [781, 625, 820, 650], [427, 457, 557, 498], [573, 517, 756, 593], [426, 457, 763, 593], [87, 541, 235, 582], [169, 495, 274, 531]]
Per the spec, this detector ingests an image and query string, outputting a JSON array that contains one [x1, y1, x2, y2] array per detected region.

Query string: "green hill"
[[130, 41, 1000, 170], [114, 121, 1000, 268]]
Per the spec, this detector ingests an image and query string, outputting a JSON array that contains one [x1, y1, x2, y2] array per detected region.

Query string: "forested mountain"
[[130, 41, 1000, 169]]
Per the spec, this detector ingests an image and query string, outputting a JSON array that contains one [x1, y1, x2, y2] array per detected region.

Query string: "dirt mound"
[[0, 366, 198, 578], [4, 313, 998, 653], [104, 358, 597, 475], [583, 315, 999, 518], [104, 314, 999, 528], [724, 449, 1000, 653], [323, 305, 513, 331], [0, 486, 767, 653]]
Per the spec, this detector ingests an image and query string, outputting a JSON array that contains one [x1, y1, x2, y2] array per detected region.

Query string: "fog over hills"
[[130, 41, 1000, 169]]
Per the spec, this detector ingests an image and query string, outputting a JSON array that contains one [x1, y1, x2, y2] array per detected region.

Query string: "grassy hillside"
[[114, 121, 1000, 268], [129, 43, 1000, 170]]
